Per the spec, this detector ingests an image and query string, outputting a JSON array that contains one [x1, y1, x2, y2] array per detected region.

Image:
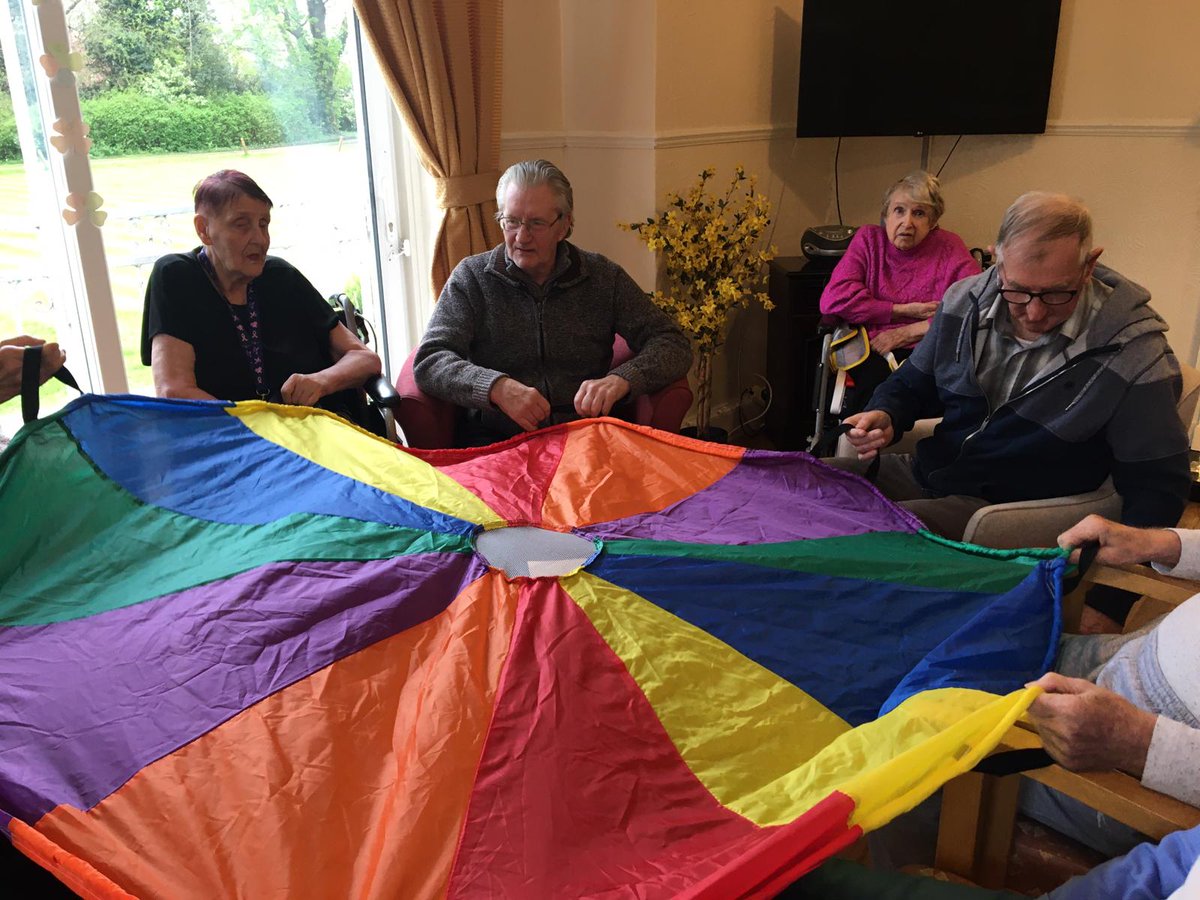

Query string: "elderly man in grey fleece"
[[414, 159, 692, 446]]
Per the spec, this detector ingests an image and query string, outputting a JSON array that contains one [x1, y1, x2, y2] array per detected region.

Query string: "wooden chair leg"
[[936, 771, 1021, 888]]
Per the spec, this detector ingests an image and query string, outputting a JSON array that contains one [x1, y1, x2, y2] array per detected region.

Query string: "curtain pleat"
[[354, 0, 504, 300]]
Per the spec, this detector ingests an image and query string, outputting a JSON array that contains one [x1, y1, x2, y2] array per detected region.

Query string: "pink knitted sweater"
[[818, 224, 980, 341]]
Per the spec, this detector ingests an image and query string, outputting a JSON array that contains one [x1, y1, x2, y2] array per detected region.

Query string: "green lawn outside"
[[0, 140, 374, 438]]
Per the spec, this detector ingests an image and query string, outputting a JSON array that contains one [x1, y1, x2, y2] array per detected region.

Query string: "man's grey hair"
[[879, 170, 945, 226], [495, 159, 574, 238], [995, 191, 1093, 266]]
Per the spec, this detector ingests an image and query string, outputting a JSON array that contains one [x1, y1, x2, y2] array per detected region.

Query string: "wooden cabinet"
[[765, 255, 836, 449]]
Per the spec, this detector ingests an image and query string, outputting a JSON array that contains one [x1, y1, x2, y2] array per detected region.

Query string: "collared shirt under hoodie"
[[974, 281, 1106, 408]]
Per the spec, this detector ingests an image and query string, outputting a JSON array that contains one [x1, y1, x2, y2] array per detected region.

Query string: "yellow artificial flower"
[[622, 166, 776, 432]]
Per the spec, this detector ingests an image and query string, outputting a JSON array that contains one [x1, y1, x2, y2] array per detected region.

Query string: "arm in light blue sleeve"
[[1045, 824, 1200, 900]]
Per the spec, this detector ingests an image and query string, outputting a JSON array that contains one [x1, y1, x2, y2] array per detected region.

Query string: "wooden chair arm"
[[1073, 563, 1196, 605], [1006, 721, 1200, 839], [1025, 766, 1200, 840], [1061, 561, 1196, 632]]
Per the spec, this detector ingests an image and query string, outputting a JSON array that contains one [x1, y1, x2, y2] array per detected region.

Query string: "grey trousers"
[[824, 453, 990, 541]]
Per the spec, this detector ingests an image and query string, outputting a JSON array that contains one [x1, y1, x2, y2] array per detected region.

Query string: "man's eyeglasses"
[[497, 213, 563, 234], [996, 286, 1081, 307], [996, 261, 1088, 307]]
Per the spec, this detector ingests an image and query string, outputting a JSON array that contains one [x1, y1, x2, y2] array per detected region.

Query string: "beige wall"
[[501, 0, 658, 282], [502, 0, 1200, 429], [501, 0, 563, 136]]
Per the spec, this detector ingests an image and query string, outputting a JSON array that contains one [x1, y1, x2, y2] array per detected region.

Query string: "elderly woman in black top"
[[140, 170, 380, 418]]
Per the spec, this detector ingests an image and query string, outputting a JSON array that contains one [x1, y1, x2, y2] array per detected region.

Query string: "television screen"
[[796, 0, 1062, 137]]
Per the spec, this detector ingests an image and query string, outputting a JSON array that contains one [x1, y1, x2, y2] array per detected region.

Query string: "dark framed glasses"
[[997, 261, 1088, 306], [996, 286, 1080, 306]]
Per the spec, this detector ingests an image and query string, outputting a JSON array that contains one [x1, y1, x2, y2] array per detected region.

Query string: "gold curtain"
[[354, 0, 504, 299]]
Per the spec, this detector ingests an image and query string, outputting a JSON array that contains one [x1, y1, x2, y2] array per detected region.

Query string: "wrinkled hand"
[[280, 372, 328, 407], [892, 301, 940, 320], [842, 409, 894, 461], [1057, 514, 1182, 568], [490, 376, 550, 432], [1026, 672, 1156, 776], [0, 336, 67, 405], [871, 321, 929, 356], [574, 374, 631, 419]]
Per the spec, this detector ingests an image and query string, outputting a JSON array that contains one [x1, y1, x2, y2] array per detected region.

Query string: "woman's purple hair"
[[193, 170, 273, 215]]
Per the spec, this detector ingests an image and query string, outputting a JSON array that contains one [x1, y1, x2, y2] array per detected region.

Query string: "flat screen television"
[[796, 0, 1062, 138]]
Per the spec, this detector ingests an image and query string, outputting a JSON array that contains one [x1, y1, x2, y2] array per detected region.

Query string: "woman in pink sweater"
[[820, 171, 980, 359]]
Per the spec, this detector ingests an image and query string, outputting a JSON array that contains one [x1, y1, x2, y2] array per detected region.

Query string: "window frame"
[[2, 0, 125, 395]]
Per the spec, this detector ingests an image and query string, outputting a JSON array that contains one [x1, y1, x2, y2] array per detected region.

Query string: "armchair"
[[394, 335, 694, 448]]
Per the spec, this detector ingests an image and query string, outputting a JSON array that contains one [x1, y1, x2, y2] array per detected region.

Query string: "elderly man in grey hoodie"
[[414, 159, 692, 446], [837, 191, 1190, 630]]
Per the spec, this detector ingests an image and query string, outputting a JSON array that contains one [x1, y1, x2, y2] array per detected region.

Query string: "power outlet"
[[742, 382, 772, 410]]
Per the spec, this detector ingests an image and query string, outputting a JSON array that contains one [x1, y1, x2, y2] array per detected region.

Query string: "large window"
[[0, 0, 436, 439]]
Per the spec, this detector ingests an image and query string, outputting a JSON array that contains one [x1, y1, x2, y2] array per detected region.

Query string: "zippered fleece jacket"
[[414, 242, 692, 434], [867, 264, 1190, 526]]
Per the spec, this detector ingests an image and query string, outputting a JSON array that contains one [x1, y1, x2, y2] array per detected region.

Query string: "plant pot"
[[680, 425, 729, 444]]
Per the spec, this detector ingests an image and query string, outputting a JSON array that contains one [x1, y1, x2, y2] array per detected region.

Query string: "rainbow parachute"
[[0, 396, 1063, 898]]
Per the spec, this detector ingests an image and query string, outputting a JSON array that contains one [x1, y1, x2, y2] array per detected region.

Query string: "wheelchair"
[[808, 247, 994, 455], [327, 292, 402, 441], [807, 320, 901, 456]]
